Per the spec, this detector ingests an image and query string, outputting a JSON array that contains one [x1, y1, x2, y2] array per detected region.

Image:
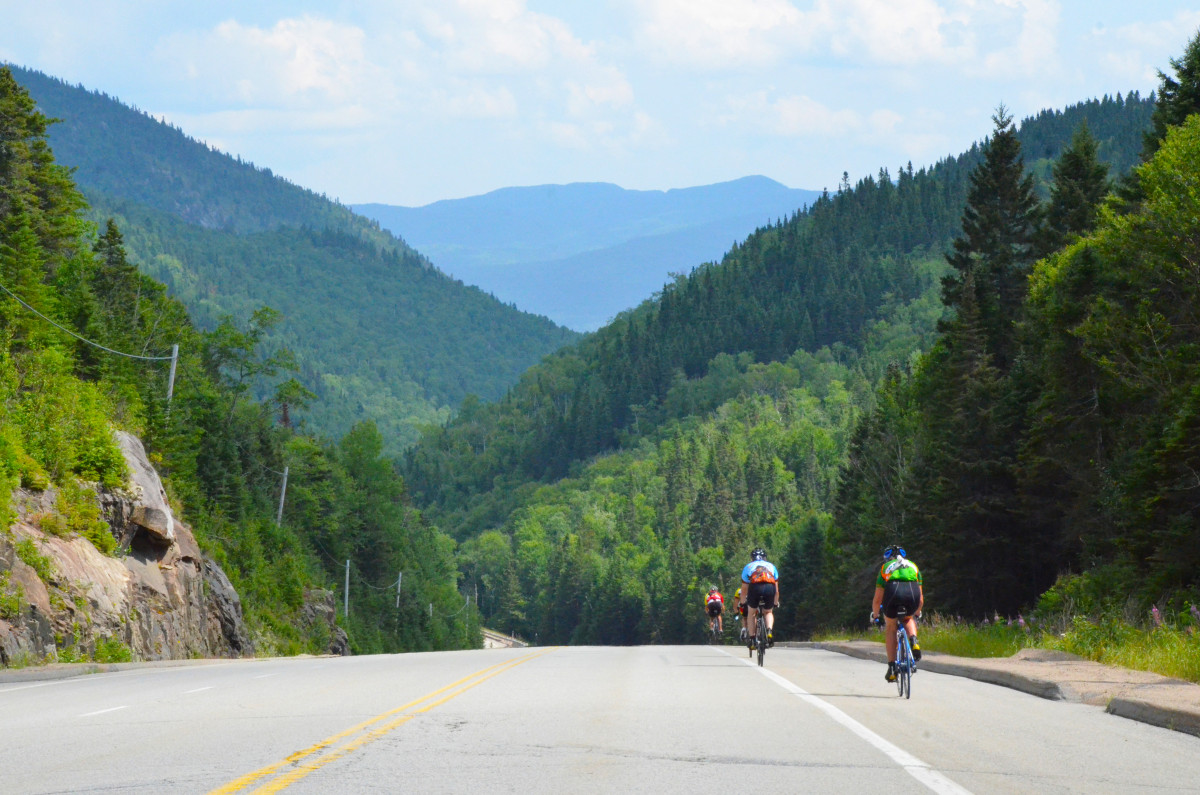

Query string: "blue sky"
[[4, 1, 1199, 206]]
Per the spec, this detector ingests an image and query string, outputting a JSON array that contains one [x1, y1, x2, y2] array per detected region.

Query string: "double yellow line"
[[210, 647, 556, 794]]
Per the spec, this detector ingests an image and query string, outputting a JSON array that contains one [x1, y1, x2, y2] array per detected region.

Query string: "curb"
[[811, 641, 1200, 738], [1108, 696, 1200, 737], [814, 641, 1064, 699]]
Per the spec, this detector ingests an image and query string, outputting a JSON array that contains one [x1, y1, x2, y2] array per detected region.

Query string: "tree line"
[[399, 74, 1161, 638], [0, 67, 477, 658]]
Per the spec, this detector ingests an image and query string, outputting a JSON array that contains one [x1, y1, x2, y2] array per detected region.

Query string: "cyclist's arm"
[[917, 584, 924, 615], [871, 586, 884, 618], [774, 580, 780, 607]]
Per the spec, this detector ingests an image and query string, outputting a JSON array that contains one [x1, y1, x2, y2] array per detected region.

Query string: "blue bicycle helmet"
[[883, 544, 906, 559]]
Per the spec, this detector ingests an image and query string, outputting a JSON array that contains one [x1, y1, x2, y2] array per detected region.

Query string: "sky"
[[3, 1, 1199, 207]]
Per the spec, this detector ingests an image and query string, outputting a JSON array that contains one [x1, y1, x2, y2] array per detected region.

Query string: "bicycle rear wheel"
[[756, 615, 767, 667], [898, 631, 913, 699]]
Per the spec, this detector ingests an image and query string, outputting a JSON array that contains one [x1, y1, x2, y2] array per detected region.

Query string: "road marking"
[[184, 687, 214, 694], [209, 647, 557, 794], [79, 705, 127, 717], [720, 648, 973, 795], [252, 674, 277, 679]]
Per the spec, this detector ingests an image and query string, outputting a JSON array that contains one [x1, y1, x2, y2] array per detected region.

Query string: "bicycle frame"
[[893, 608, 916, 698]]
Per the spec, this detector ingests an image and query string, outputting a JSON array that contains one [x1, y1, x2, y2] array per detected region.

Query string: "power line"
[[0, 280, 174, 361]]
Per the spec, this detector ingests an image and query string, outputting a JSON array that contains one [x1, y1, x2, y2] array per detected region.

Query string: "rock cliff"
[[0, 431, 253, 665]]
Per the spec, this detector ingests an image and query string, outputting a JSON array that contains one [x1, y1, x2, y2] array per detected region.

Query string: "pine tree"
[[942, 105, 1040, 371], [1144, 30, 1200, 159], [1036, 122, 1110, 257]]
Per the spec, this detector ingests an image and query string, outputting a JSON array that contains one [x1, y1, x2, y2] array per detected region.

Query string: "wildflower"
[[1190, 604, 1200, 625], [1151, 604, 1163, 628], [1017, 614, 1027, 631]]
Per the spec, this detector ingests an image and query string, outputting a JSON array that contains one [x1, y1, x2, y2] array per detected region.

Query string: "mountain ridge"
[[9, 64, 579, 450], [354, 176, 822, 330]]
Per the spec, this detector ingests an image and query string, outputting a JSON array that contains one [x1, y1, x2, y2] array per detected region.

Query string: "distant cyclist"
[[870, 544, 923, 682], [705, 587, 724, 633], [739, 548, 779, 646], [734, 586, 747, 642]]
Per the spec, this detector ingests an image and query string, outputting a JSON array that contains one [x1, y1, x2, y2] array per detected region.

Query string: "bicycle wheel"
[[898, 631, 913, 699], [894, 630, 906, 696], [756, 615, 767, 667]]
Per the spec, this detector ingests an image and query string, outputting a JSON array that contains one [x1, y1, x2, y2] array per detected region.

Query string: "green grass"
[[816, 611, 1200, 683]]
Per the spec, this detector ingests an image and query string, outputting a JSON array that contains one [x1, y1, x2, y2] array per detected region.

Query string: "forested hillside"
[[0, 67, 478, 659], [402, 90, 1155, 643], [828, 36, 1200, 627], [355, 177, 823, 331], [9, 66, 579, 450]]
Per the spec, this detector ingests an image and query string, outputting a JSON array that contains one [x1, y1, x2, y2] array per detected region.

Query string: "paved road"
[[3, 645, 1199, 793]]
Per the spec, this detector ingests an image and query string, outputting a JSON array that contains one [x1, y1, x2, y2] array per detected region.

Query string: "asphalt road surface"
[[3, 645, 1199, 793]]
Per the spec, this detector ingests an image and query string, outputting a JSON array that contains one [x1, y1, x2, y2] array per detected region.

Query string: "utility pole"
[[165, 343, 179, 417], [395, 571, 402, 609], [275, 465, 289, 526], [344, 560, 350, 618]]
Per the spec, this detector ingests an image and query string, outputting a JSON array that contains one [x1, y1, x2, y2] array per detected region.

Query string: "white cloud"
[[816, 0, 973, 64], [979, 0, 1061, 79], [416, 0, 595, 74], [726, 91, 862, 136], [565, 67, 634, 117], [631, 0, 809, 67], [157, 16, 373, 108]]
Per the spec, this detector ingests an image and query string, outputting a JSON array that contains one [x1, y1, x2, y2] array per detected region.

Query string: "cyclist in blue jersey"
[[738, 548, 780, 646]]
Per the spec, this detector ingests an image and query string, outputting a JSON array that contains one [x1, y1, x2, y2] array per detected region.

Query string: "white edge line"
[[718, 648, 973, 795], [80, 705, 127, 717], [184, 686, 214, 693]]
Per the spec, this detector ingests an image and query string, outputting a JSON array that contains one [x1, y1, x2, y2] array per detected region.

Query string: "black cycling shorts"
[[746, 582, 776, 610], [882, 580, 920, 619], [706, 602, 723, 617]]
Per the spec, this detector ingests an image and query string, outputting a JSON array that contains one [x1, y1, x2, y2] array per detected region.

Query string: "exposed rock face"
[[0, 431, 253, 665], [301, 589, 350, 656]]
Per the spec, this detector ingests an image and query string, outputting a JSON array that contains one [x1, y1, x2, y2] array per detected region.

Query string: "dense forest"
[[402, 78, 1166, 642], [0, 67, 478, 658], [10, 66, 579, 451]]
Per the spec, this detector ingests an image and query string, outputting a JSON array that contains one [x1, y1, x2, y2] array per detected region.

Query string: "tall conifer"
[[1036, 122, 1110, 257], [942, 105, 1040, 371]]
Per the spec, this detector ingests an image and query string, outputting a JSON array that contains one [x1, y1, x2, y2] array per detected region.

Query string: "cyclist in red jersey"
[[705, 587, 724, 633]]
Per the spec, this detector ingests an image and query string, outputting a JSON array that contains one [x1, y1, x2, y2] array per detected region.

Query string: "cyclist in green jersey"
[[870, 544, 923, 682]]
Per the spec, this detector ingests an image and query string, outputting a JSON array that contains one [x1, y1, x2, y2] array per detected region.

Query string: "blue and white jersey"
[[741, 560, 778, 583]]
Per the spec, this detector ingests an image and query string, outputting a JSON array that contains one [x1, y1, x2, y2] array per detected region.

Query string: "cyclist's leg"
[[883, 616, 898, 660]]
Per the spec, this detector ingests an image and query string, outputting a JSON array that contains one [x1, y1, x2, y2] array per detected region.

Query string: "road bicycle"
[[709, 613, 722, 643], [880, 607, 918, 698], [748, 602, 772, 666]]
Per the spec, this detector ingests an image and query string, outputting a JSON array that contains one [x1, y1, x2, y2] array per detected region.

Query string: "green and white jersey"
[[877, 556, 922, 587]]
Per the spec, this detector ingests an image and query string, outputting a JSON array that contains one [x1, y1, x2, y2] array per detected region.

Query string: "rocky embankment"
[[0, 432, 255, 665]]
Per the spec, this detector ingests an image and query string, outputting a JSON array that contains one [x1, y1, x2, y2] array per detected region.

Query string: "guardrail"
[[482, 629, 527, 649]]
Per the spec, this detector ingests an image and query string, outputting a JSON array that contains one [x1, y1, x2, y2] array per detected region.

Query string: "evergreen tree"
[[1144, 29, 1200, 159], [942, 105, 1040, 371], [1036, 122, 1110, 257]]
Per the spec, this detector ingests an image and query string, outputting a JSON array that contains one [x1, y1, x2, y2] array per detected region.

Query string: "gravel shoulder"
[[802, 639, 1200, 738]]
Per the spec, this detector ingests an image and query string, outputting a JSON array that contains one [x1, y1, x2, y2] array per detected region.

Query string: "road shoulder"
[[805, 640, 1200, 739]]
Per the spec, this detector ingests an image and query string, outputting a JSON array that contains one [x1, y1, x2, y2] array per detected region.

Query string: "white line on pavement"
[[720, 648, 973, 795], [184, 686, 214, 693], [79, 705, 127, 717]]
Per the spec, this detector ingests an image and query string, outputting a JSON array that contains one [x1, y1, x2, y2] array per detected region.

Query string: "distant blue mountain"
[[354, 176, 822, 330]]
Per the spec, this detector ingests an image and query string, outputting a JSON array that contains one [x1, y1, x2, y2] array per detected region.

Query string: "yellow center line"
[[209, 647, 556, 794]]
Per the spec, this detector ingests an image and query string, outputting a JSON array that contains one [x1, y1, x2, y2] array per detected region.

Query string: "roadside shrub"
[[93, 636, 133, 663], [13, 349, 126, 488], [15, 537, 55, 582], [56, 480, 117, 555], [0, 570, 23, 619]]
